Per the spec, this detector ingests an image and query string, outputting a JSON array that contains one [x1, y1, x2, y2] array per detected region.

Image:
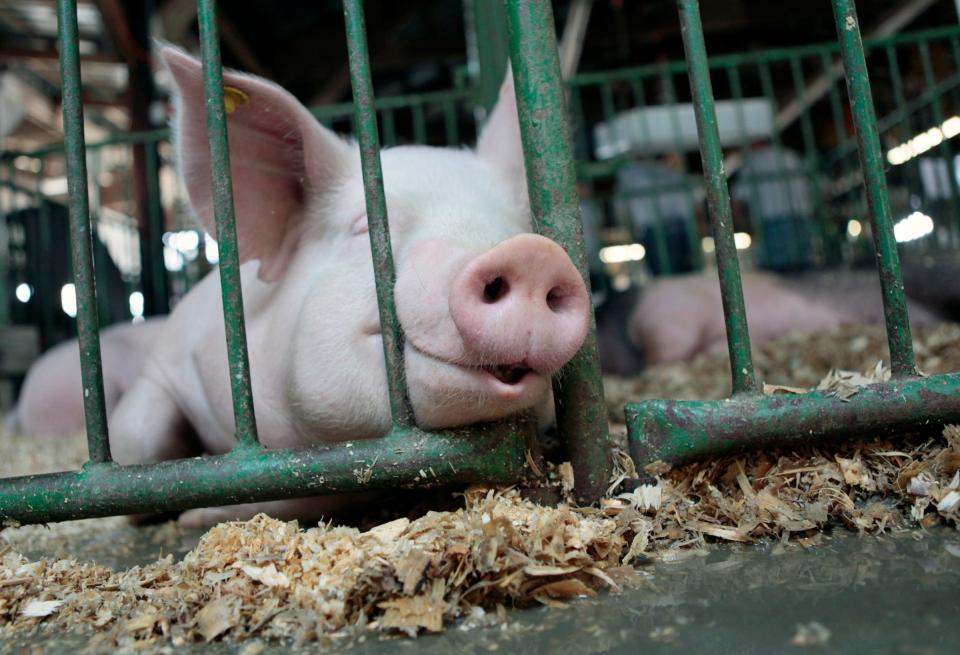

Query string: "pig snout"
[[448, 234, 589, 373]]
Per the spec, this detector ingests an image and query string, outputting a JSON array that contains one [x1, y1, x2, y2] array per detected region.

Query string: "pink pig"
[[28, 49, 586, 526]]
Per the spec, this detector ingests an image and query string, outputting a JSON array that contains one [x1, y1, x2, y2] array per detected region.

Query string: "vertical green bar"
[[726, 65, 767, 266], [34, 161, 55, 345], [443, 100, 459, 145], [412, 104, 427, 144], [677, 0, 759, 395], [832, 0, 916, 377], [343, 0, 414, 428], [382, 109, 396, 147], [0, 165, 9, 326], [55, 0, 111, 463], [504, 0, 611, 503], [470, 0, 511, 119], [918, 40, 960, 231], [144, 141, 169, 315], [196, 0, 261, 447]]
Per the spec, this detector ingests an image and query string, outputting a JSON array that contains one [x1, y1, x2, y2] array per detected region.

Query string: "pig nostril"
[[546, 287, 567, 313], [483, 276, 508, 303]]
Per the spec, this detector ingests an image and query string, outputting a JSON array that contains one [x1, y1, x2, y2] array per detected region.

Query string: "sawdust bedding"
[[1, 323, 959, 648]]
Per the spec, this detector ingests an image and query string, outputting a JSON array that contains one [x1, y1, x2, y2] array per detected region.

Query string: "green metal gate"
[[0, 0, 609, 525], [2, 0, 960, 526]]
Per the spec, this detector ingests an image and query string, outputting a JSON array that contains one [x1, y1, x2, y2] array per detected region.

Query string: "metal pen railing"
[[626, 0, 960, 465], [0, 0, 609, 524], [3, 0, 960, 525]]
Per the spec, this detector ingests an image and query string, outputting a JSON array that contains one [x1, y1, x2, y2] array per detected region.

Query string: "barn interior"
[[1, 0, 960, 651]]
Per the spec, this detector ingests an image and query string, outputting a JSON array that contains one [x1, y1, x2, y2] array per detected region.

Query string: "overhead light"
[[887, 115, 960, 166], [205, 235, 219, 264], [61, 283, 77, 318], [893, 211, 934, 243], [702, 234, 751, 251], [41, 177, 68, 197], [847, 219, 863, 238], [163, 245, 184, 272], [129, 291, 144, 318], [15, 283, 32, 303], [599, 243, 646, 264]]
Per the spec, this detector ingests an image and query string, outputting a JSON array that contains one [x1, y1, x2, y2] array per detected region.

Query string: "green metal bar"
[[660, 68, 702, 272], [412, 104, 427, 144], [789, 57, 818, 159], [504, 0, 611, 503], [469, 0, 511, 120], [568, 25, 960, 88], [726, 65, 767, 266], [883, 44, 930, 238], [343, 0, 414, 428], [33, 160, 55, 346], [56, 0, 111, 463], [197, 0, 261, 447], [600, 79, 671, 274], [0, 422, 527, 525], [0, 165, 9, 326], [918, 40, 960, 230], [1, 128, 169, 160], [143, 141, 169, 315], [677, 0, 758, 395], [822, 50, 848, 148], [627, 373, 960, 465], [832, 0, 916, 378], [443, 100, 458, 145], [569, 85, 590, 160], [788, 55, 826, 268], [381, 108, 397, 147]]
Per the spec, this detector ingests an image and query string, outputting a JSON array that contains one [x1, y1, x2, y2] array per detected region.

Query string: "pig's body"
[[74, 50, 589, 526], [604, 269, 946, 370], [11, 317, 166, 437]]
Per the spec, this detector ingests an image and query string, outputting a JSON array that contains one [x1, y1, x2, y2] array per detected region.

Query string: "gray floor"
[[4, 524, 959, 654]]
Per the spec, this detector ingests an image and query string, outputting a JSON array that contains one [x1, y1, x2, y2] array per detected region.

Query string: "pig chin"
[[404, 345, 551, 429]]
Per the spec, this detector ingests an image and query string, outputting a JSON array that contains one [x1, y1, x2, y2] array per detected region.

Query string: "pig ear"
[[162, 47, 353, 282], [476, 67, 527, 206]]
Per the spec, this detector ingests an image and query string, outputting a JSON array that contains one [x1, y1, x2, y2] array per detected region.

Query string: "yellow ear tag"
[[223, 86, 250, 114]]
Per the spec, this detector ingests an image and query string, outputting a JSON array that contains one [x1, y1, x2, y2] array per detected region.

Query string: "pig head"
[[105, 47, 589, 501]]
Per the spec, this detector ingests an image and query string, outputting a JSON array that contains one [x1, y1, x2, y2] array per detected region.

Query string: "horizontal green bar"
[[0, 128, 170, 161], [0, 422, 528, 525], [568, 25, 960, 88], [824, 70, 960, 168], [310, 87, 473, 122], [626, 372, 960, 465]]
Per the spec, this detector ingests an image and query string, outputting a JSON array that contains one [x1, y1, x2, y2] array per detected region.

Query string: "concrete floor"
[[4, 522, 959, 654]]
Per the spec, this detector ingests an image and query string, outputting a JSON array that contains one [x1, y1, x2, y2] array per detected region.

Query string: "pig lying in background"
[[9, 318, 166, 437], [597, 268, 945, 374], [13, 48, 590, 527]]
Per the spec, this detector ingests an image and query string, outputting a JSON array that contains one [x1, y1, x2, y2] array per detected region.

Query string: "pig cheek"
[[284, 278, 392, 441], [394, 239, 472, 362]]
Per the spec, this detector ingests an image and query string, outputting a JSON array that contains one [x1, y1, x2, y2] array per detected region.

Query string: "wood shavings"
[[1, 489, 628, 645], [20, 599, 64, 617], [3, 322, 960, 646], [791, 621, 831, 646]]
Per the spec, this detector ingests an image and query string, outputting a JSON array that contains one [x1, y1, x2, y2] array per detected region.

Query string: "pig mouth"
[[480, 363, 534, 385]]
